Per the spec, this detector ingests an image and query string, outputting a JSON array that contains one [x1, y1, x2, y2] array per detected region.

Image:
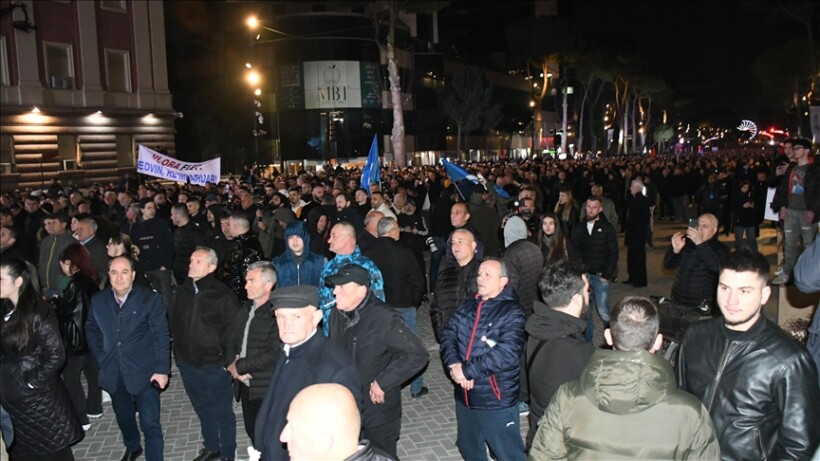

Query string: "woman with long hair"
[[536, 213, 575, 264], [553, 187, 579, 238], [1, 257, 83, 460], [52, 243, 102, 431]]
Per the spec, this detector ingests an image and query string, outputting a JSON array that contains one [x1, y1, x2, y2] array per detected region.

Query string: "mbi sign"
[[280, 60, 381, 110]]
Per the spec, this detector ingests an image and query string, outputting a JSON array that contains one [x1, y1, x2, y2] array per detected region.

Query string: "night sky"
[[441, 1, 815, 127]]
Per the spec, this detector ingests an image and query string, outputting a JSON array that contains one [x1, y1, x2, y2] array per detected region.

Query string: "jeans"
[[455, 402, 525, 461], [734, 225, 758, 252], [428, 236, 447, 292], [395, 307, 424, 395], [110, 374, 163, 461], [783, 209, 817, 276], [177, 360, 236, 458], [145, 269, 174, 314], [585, 274, 611, 343]]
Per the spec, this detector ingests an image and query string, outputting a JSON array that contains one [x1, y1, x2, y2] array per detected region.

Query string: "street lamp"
[[246, 15, 260, 166]]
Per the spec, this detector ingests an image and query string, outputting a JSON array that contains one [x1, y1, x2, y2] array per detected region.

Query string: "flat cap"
[[325, 264, 371, 288], [270, 285, 319, 309]]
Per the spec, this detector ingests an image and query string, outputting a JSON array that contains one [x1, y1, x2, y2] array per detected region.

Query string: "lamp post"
[[247, 16, 260, 167]]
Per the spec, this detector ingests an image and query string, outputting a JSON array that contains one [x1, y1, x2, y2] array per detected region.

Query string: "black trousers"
[[238, 384, 262, 447], [62, 353, 102, 424], [363, 417, 400, 460], [626, 243, 647, 285]]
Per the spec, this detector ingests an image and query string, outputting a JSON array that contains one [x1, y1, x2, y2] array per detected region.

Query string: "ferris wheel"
[[737, 120, 758, 143]]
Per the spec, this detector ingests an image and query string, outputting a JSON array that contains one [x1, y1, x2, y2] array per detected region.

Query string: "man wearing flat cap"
[[254, 285, 361, 461], [327, 264, 428, 459]]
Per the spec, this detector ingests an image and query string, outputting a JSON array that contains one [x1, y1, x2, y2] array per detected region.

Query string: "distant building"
[[0, 0, 174, 192]]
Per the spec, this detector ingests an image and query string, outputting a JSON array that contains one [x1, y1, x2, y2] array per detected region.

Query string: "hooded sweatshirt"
[[272, 221, 325, 287]]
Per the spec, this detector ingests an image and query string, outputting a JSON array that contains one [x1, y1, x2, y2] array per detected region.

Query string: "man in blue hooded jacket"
[[440, 258, 527, 461], [273, 221, 325, 287]]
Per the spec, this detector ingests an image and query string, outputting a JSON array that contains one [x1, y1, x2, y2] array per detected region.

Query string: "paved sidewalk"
[[72, 220, 784, 460]]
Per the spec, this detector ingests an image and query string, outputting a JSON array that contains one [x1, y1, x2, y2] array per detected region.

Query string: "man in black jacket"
[[255, 286, 362, 461], [363, 217, 428, 398], [222, 212, 264, 302], [525, 260, 594, 449], [663, 213, 729, 313], [430, 229, 480, 343], [225, 261, 279, 451], [570, 195, 618, 343], [624, 179, 651, 287], [327, 264, 428, 459], [130, 199, 175, 310], [677, 250, 819, 460], [171, 247, 240, 461], [170, 204, 206, 284]]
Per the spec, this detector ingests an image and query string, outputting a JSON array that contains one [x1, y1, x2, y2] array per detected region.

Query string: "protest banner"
[[137, 145, 220, 186]]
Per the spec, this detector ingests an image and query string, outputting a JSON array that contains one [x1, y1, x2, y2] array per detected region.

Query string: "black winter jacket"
[[440, 286, 526, 410], [171, 221, 206, 278], [524, 301, 594, 446], [364, 237, 425, 308], [225, 299, 279, 401], [130, 217, 174, 271], [663, 237, 730, 309], [678, 316, 820, 460], [171, 273, 240, 367], [0, 300, 83, 456], [430, 257, 480, 343], [344, 441, 396, 461], [502, 239, 544, 317], [52, 274, 100, 354], [570, 216, 618, 280], [222, 232, 264, 302], [329, 292, 428, 427]]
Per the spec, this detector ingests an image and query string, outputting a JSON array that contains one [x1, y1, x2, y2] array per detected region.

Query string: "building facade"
[[0, 0, 174, 192]]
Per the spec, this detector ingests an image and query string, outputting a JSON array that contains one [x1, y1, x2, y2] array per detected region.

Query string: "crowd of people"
[[0, 138, 818, 461]]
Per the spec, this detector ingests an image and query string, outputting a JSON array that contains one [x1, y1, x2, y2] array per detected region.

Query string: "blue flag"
[[440, 158, 510, 200], [361, 134, 380, 195]]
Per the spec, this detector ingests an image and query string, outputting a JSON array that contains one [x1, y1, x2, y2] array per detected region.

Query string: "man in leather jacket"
[[677, 250, 820, 460], [222, 212, 263, 302], [280, 384, 394, 461]]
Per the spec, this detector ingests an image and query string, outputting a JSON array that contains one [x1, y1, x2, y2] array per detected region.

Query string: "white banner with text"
[[137, 145, 220, 186]]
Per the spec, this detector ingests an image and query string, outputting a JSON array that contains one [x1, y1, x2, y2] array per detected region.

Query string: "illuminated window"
[[100, 0, 126, 12], [45, 42, 74, 89], [0, 135, 13, 173], [105, 49, 131, 92], [0, 36, 8, 86]]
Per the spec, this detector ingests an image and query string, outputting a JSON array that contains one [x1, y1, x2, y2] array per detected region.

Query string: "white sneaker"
[[82, 423, 92, 431], [772, 274, 789, 285], [102, 391, 111, 403], [247, 446, 261, 461]]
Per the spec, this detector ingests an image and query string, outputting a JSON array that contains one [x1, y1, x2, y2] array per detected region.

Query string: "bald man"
[[280, 384, 394, 461], [662, 213, 730, 313]]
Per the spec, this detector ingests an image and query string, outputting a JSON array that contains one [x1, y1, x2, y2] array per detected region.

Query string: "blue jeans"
[[585, 274, 611, 343], [455, 402, 525, 461], [110, 374, 163, 461], [734, 225, 758, 252], [428, 236, 447, 292], [395, 307, 425, 394], [177, 360, 237, 458]]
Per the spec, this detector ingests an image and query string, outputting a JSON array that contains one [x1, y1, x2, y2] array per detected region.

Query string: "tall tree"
[[442, 67, 498, 157], [506, 15, 584, 153]]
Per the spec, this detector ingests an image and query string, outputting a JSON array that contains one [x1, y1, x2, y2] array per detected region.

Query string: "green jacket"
[[529, 349, 720, 461]]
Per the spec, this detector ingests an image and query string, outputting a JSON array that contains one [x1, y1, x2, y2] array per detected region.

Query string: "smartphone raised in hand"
[[688, 218, 698, 229]]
